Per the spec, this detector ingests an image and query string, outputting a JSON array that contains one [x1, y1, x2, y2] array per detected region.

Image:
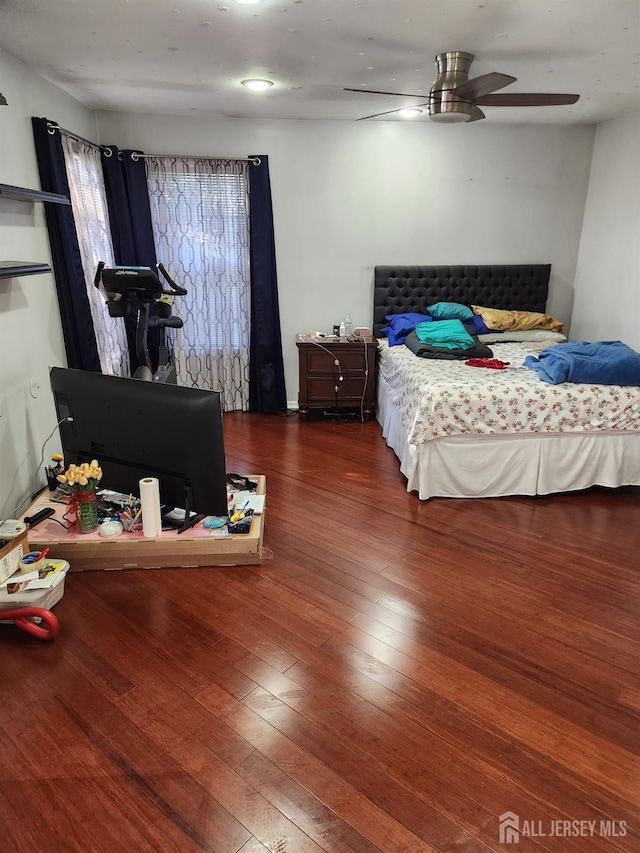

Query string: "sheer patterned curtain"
[[61, 136, 130, 376], [145, 157, 251, 411]]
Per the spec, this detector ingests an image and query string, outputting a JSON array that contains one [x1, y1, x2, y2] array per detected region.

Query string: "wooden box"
[[21, 477, 266, 571]]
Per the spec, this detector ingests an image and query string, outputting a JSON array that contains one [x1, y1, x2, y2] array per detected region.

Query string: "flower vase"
[[76, 491, 99, 534]]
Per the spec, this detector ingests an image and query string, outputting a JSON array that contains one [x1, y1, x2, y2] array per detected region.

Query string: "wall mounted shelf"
[[0, 183, 67, 278], [0, 261, 52, 279], [0, 183, 70, 205]]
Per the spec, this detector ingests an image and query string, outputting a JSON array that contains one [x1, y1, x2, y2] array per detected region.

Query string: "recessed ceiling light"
[[235, 0, 263, 4], [398, 108, 423, 119], [241, 79, 274, 92]]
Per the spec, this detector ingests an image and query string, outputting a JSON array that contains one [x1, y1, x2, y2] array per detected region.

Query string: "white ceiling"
[[1, 0, 639, 124]]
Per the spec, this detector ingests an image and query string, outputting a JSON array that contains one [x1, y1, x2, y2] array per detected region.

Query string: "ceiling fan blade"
[[356, 103, 430, 121], [467, 106, 486, 122], [475, 93, 580, 107], [343, 87, 425, 98], [451, 72, 517, 101]]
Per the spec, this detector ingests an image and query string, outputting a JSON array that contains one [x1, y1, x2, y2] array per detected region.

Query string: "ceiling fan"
[[344, 51, 579, 123]]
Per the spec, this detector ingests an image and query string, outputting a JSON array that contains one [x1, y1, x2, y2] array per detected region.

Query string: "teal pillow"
[[428, 301, 474, 321]]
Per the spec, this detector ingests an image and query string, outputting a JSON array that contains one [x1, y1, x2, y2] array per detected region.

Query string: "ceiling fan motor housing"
[[429, 51, 475, 122]]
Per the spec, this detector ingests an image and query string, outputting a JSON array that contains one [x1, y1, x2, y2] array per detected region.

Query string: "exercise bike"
[[94, 262, 187, 383]]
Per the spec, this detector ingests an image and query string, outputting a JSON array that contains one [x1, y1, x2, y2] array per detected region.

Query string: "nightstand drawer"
[[306, 348, 369, 374], [306, 375, 371, 403]]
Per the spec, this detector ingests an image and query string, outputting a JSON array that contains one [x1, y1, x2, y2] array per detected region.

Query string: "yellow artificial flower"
[[56, 460, 103, 492]]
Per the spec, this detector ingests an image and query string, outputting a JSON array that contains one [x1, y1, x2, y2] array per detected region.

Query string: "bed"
[[373, 265, 640, 499]]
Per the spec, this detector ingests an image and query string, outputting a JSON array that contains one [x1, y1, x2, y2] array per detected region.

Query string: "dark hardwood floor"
[[1, 411, 639, 852]]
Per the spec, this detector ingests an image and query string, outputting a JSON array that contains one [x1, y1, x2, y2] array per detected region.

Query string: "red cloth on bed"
[[465, 358, 510, 369]]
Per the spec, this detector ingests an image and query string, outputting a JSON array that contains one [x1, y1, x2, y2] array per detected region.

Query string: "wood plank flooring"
[[1, 411, 638, 852]]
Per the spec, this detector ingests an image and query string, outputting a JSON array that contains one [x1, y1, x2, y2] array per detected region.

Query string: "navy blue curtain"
[[31, 117, 101, 372], [100, 147, 159, 371], [248, 155, 287, 413]]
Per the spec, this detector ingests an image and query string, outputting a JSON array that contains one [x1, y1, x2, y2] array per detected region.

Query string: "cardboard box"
[[0, 527, 29, 585], [0, 561, 68, 613], [21, 477, 266, 571]]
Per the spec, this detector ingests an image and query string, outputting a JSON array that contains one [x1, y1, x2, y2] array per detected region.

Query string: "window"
[[145, 157, 251, 411]]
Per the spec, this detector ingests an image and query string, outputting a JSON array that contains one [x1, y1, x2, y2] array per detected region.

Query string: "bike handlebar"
[[157, 263, 188, 296], [94, 260, 105, 289], [94, 261, 188, 300]]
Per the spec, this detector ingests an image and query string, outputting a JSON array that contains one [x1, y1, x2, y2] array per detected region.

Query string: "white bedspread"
[[378, 338, 640, 446]]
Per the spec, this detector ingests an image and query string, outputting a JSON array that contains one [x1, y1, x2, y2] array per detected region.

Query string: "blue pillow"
[[463, 314, 493, 335], [428, 301, 474, 321], [382, 312, 432, 346], [378, 326, 402, 347], [384, 312, 432, 335]]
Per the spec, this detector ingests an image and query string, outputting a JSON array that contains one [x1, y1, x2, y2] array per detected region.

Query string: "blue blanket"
[[524, 340, 640, 385]]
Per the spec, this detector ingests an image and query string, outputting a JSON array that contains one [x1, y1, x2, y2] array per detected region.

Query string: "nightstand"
[[296, 336, 377, 420]]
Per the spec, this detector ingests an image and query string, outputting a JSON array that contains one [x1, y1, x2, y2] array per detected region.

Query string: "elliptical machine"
[[94, 262, 187, 383]]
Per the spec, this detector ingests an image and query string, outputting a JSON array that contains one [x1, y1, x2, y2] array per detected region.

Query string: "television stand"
[[21, 476, 266, 571], [161, 509, 206, 534]]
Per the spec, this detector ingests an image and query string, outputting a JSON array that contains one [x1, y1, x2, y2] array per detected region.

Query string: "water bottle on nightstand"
[[343, 314, 353, 338]]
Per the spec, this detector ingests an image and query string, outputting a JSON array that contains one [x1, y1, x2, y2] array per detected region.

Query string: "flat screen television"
[[49, 367, 228, 521]]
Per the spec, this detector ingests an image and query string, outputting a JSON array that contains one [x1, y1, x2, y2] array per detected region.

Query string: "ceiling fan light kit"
[[346, 51, 579, 123], [428, 106, 472, 123]]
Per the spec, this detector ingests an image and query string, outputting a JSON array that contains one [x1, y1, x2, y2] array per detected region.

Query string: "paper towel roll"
[[139, 477, 162, 538]]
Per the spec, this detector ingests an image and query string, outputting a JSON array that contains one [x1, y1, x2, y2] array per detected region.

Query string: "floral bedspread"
[[378, 338, 640, 445]]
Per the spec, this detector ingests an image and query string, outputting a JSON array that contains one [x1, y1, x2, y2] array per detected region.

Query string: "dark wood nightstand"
[[296, 336, 377, 420]]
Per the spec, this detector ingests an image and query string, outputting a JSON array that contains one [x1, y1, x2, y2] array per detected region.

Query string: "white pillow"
[[478, 330, 567, 344]]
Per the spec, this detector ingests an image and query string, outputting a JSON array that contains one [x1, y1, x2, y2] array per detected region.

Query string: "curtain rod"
[[46, 122, 261, 165], [46, 122, 102, 151], [128, 152, 261, 166]]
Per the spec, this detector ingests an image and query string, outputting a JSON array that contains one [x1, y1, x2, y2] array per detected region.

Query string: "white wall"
[[570, 109, 640, 349], [97, 111, 595, 405], [0, 48, 97, 518]]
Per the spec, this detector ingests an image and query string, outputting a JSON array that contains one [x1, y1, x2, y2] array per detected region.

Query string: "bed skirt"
[[377, 376, 640, 499]]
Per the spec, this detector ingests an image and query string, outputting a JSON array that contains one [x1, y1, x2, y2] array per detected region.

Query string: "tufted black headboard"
[[373, 264, 551, 336]]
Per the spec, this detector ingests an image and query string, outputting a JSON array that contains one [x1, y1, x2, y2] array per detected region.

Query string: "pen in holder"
[[118, 506, 143, 533], [228, 508, 254, 534]]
